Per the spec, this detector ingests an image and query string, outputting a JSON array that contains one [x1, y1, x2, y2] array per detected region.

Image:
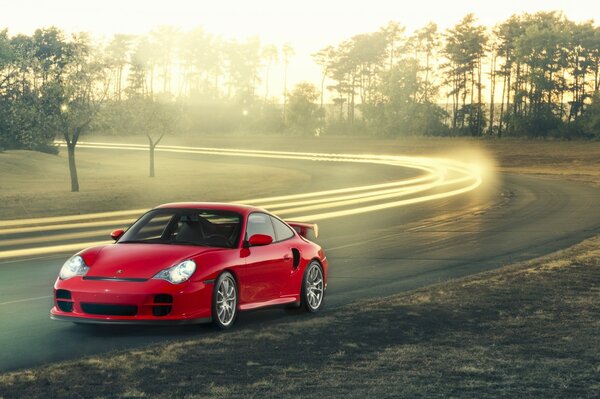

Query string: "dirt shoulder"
[[1, 235, 598, 398]]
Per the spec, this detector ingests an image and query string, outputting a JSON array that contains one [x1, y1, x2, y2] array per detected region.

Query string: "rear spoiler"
[[286, 221, 319, 239]]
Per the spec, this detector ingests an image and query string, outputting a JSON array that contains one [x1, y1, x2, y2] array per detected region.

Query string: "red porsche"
[[50, 203, 328, 329]]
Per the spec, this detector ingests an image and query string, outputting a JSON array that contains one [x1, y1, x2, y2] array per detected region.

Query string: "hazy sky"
[[2, 0, 598, 98], [2, 0, 597, 41]]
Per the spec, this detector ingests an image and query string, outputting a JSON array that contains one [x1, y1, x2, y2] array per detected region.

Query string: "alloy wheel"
[[216, 276, 237, 326], [305, 263, 324, 310]]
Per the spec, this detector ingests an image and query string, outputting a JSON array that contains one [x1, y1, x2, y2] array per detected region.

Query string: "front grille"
[[81, 303, 137, 316]]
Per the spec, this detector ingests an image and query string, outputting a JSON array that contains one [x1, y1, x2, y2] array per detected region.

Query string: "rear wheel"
[[212, 272, 238, 329], [301, 261, 325, 312]]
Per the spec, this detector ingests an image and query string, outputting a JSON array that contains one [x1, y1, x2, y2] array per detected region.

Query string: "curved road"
[[0, 144, 599, 371]]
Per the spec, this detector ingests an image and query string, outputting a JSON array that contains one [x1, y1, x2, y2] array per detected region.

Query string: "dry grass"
[[86, 134, 600, 186], [1, 236, 598, 398], [1, 135, 598, 220], [0, 148, 310, 219]]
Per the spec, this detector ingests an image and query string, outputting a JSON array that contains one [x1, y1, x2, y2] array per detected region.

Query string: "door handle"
[[283, 254, 292, 262]]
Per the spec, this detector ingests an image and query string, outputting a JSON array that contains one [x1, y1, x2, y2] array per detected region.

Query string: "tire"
[[212, 272, 238, 329], [300, 261, 325, 312]]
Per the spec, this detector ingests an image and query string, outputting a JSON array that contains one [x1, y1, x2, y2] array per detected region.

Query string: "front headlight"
[[59, 255, 89, 280], [153, 260, 196, 284]]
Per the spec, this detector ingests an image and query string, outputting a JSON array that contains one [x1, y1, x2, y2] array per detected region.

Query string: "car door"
[[238, 212, 289, 304], [269, 215, 300, 296]]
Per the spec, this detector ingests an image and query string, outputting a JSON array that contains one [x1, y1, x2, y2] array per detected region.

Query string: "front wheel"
[[212, 272, 238, 329], [301, 261, 325, 312]]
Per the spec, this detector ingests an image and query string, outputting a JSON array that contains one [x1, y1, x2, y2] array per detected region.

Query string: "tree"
[[225, 37, 262, 101], [511, 12, 568, 136], [282, 43, 295, 121], [312, 46, 336, 110], [566, 20, 596, 122], [493, 16, 520, 136], [36, 30, 110, 192], [380, 21, 405, 69], [127, 37, 151, 98], [323, 42, 356, 124], [412, 23, 439, 102], [150, 26, 180, 95], [580, 93, 600, 137], [0, 30, 14, 89], [262, 44, 278, 102], [351, 32, 388, 107], [364, 59, 447, 136], [106, 34, 132, 101], [0, 30, 15, 149], [443, 14, 488, 135], [287, 82, 322, 135], [142, 101, 174, 177]]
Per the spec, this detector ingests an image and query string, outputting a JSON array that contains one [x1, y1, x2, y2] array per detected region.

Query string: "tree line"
[[1, 12, 600, 190], [315, 11, 600, 138], [0, 26, 298, 153], [2, 12, 600, 147]]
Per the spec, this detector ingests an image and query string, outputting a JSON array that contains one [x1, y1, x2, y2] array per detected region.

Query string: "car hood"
[[80, 243, 222, 279]]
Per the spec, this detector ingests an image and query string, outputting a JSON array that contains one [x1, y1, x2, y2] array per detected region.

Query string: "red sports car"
[[50, 203, 328, 329]]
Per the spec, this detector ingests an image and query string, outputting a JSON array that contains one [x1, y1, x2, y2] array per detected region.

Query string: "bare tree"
[[128, 98, 174, 177]]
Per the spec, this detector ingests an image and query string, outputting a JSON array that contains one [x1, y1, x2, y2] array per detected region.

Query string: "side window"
[[271, 216, 295, 242], [246, 213, 275, 241]]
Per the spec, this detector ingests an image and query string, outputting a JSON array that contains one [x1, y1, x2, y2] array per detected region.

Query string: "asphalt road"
[[0, 147, 599, 372]]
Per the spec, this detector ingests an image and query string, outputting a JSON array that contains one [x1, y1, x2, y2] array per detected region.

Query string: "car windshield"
[[119, 209, 242, 248]]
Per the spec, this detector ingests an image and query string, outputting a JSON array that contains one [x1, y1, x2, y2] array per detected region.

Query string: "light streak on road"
[[0, 142, 484, 260]]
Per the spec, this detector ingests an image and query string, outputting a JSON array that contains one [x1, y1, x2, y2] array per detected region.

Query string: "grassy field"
[[0, 234, 597, 398], [1, 135, 598, 220], [0, 148, 310, 220], [83, 134, 600, 186]]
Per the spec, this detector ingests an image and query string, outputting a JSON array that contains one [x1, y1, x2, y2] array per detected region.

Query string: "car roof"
[[154, 202, 267, 216]]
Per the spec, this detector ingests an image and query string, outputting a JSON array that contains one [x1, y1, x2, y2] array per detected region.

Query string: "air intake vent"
[[57, 301, 73, 312], [56, 289, 71, 299], [291, 248, 301, 268], [81, 303, 137, 316], [153, 294, 173, 316], [153, 306, 172, 316], [154, 294, 173, 304]]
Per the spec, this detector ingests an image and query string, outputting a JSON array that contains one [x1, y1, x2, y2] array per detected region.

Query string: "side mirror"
[[110, 229, 125, 241], [247, 234, 273, 247]]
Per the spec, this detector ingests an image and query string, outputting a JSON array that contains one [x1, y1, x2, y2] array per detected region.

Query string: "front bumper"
[[50, 314, 211, 325], [50, 276, 214, 324]]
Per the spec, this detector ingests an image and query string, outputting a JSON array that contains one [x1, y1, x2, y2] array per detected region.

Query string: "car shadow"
[[68, 306, 312, 338]]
